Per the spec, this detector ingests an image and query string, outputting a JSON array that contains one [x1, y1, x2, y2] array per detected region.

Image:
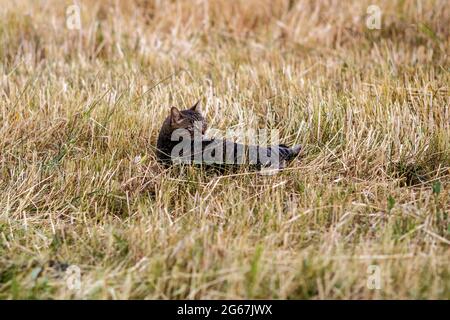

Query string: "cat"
[[156, 101, 301, 171]]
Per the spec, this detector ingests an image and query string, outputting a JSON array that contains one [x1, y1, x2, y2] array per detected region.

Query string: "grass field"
[[0, 0, 449, 299]]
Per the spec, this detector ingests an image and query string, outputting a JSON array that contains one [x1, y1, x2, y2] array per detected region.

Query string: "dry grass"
[[0, 0, 449, 299]]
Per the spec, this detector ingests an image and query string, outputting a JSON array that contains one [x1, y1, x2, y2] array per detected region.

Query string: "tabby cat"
[[156, 101, 301, 170]]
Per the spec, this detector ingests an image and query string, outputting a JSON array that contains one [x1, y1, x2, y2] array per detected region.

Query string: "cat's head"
[[168, 101, 207, 136]]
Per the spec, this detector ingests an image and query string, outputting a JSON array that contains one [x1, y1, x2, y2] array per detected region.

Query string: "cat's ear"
[[189, 100, 201, 113], [170, 107, 183, 125]]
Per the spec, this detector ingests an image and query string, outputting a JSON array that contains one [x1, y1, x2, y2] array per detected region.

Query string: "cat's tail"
[[290, 144, 302, 159], [278, 144, 302, 161]]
